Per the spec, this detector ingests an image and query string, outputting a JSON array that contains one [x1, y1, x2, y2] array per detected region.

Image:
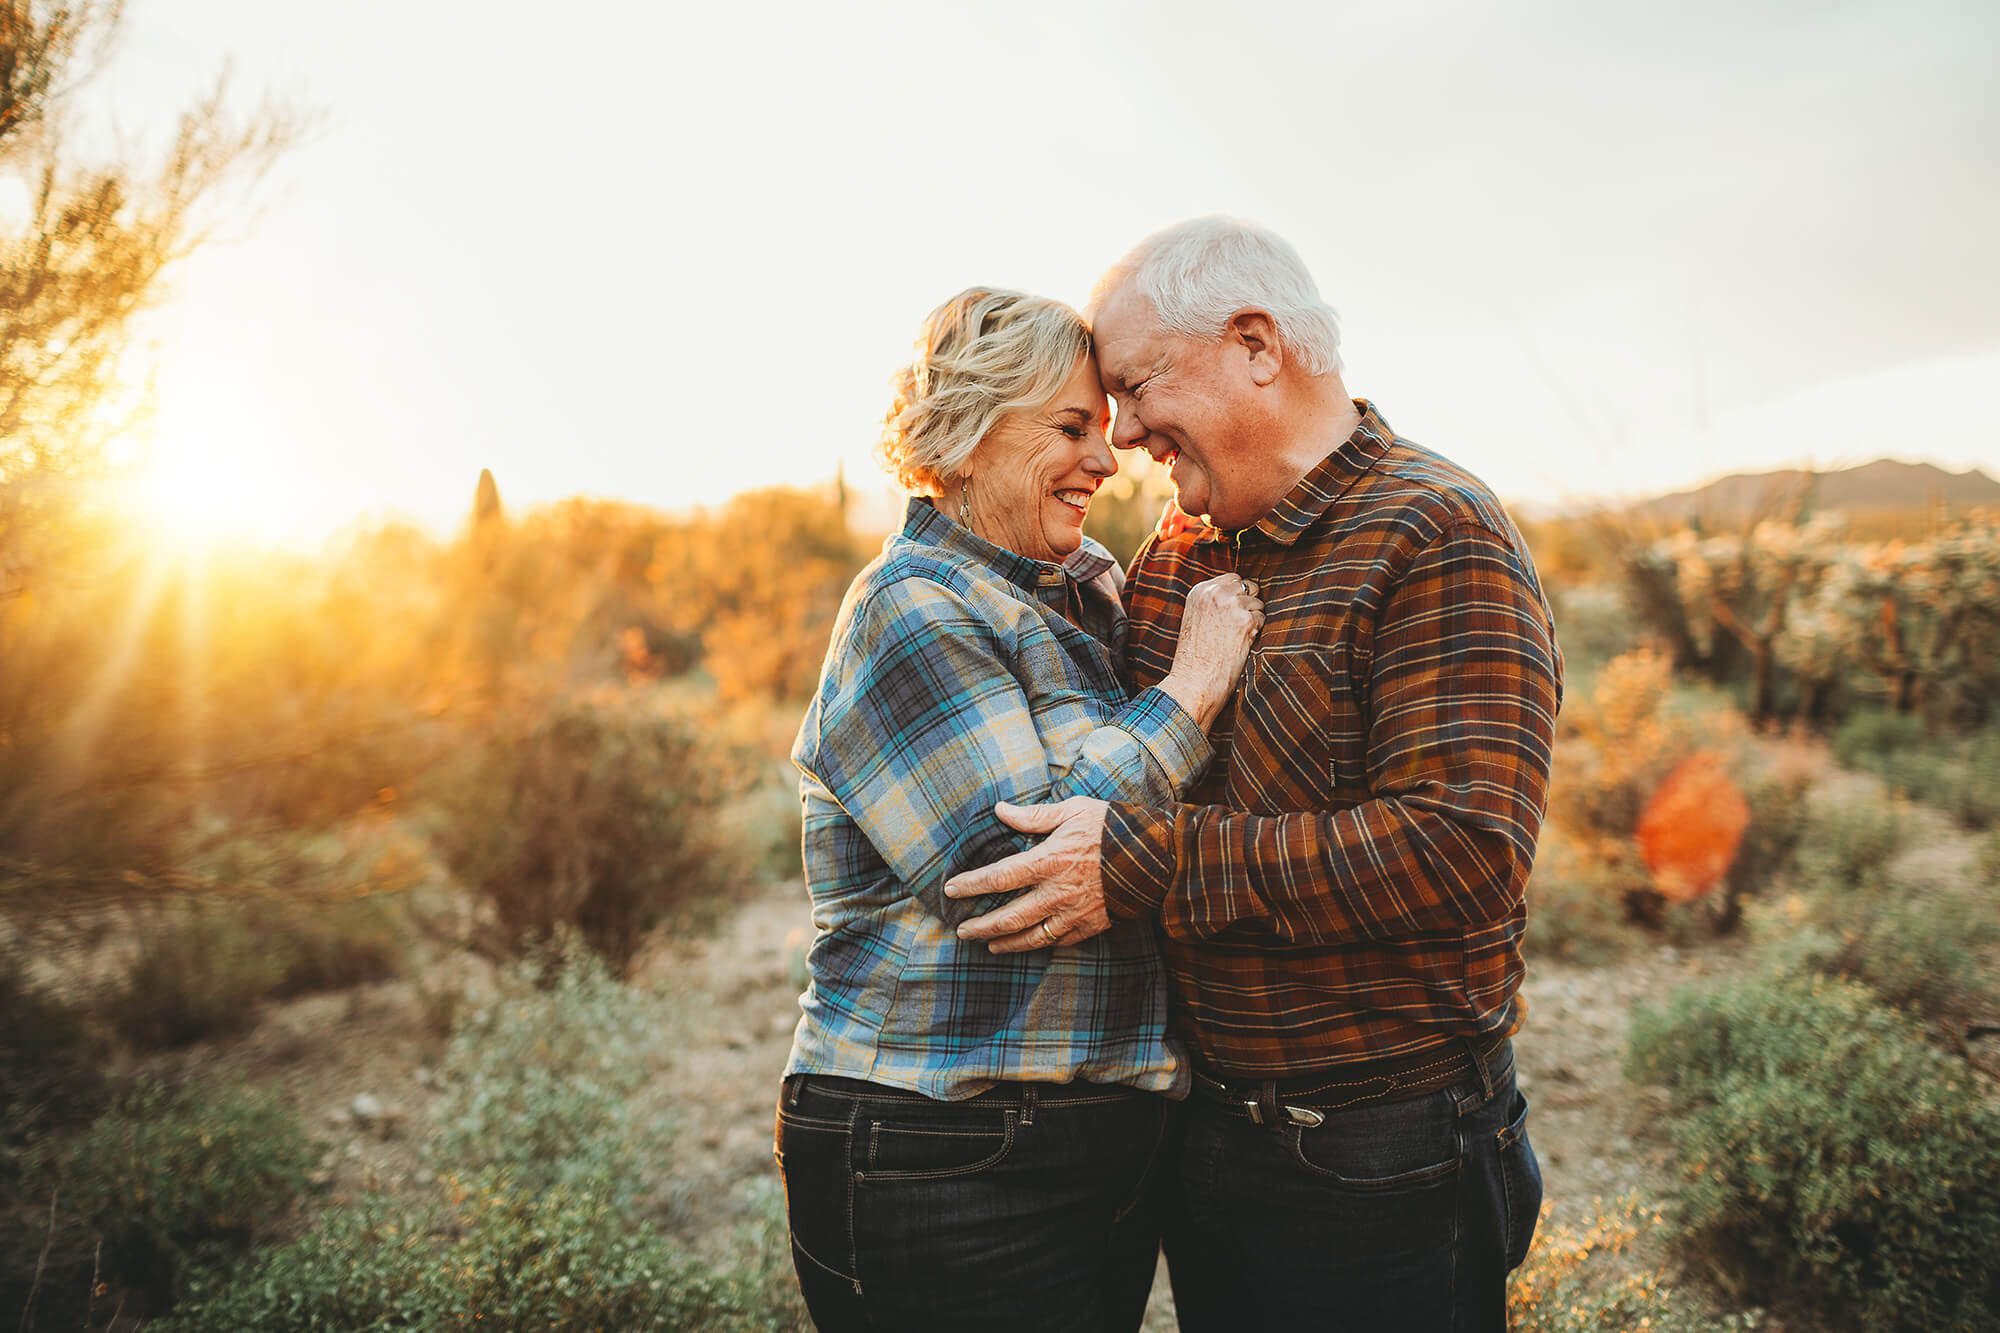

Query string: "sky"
[[38, 0, 2000, 547]]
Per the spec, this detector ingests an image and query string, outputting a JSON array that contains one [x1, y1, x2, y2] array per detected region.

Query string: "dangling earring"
[[959, 476, 974, 527]]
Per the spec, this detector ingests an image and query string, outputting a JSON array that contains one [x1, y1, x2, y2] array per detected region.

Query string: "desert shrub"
[[1627, 969, 2000, 1329], [260, 896, 407, 996], [1980, 828, 2000, 883], [643, 486, 869, 704], [34, 1079, 314, 1307], [163, 1172, 775, 1332], [728, 767, 808, 883], [1831, 709, 1927, 770], [1509, 1197, 1760, 1332], [0, 957, 109, 1163], [1548, 649, 1778, 933], [1792, 793, 1905, 896], [1956, 730, 2000, 825], [429, 940, 669, 1201], [1898, 729, 2000, 830], [430, 690, 751, 973], [1547, 581, 1643, 675], [0, 961, 116, 1330], [1782, 890, 1999, 1036], [1834, 711, 2000, 830], [1713, 766, 1813, 926], [1525, 851, 1642, 964], [110, 905, 290, 1049], [109, 895, 407, 1050], [1550, 647, 1695, 847], [166, 946, 807, 1332]]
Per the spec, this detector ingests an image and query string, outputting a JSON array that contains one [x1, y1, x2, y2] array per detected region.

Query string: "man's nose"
[[1111, 404, 1146, 448]]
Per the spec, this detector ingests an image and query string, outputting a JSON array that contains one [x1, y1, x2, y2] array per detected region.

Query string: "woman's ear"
[[1229, 309, 1283, 386]]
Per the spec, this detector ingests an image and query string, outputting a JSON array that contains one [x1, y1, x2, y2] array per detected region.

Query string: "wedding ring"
[[1039, 919, 1058, 945]]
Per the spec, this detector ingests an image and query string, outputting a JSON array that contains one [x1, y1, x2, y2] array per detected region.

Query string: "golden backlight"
[[113, 375, 301, 552]]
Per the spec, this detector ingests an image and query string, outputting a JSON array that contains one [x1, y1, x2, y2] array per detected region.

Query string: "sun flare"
[[111, 370, 306, 553], [118, 436, 292, 552]]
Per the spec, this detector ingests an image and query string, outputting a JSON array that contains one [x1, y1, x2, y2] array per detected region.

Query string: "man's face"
[[1090, 285, 1263, 531]]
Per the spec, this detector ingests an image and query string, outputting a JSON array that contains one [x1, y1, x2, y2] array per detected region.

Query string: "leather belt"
[[1190, 1032, 1513, 1128]]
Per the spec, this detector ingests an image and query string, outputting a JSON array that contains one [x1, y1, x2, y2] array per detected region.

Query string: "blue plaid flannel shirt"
[[784, 498, 1210, 1099]]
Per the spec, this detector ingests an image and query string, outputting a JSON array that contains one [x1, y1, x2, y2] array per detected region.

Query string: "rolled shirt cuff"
[[1101, 799, 1177, 921], [1111, 686, 1212, 795]]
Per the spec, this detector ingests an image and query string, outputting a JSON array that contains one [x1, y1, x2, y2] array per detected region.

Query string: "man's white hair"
[[1091, 216, 1342, 376]]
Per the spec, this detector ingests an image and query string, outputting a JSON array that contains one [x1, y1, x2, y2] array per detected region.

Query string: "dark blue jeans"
[[773, 1073, 1170, 1332], [1164, 1040, 1542, 1332]]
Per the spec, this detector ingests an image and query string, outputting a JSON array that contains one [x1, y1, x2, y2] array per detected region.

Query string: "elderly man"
[[946, 217, 1563, 1329]]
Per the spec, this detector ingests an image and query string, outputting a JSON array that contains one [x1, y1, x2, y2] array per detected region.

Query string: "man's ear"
[[1229, 308, 1283, 386]]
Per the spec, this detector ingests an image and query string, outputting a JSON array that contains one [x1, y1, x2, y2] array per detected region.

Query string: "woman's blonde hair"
[[878, 288, 1091, 495]]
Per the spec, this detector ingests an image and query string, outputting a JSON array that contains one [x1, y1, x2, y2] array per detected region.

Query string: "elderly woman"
[[776, 288, 1262, 1331]]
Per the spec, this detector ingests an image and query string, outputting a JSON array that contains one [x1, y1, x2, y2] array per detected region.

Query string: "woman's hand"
[[1159, 574, 1263, 729]]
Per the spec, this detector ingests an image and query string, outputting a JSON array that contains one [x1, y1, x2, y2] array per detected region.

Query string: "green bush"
[[111, 895, 408, 1050], [1716, 769, 1813, 924], [163, 1172, 774, 1332], [1627, 969, 2000, 1329], [111, 906, 290, 1049], [0, 957, 108, 1162], [1794, 891, 2000, 1034], [0, 961, 114, 1330], [1979, 828, 2000, 884], [1527, 861, 1642, 964], [36, 1078, 314, 1305], [430, 690, 751, 973], [1831, 710, 1927, 771], [1938, 731, 2000, 829], [429, 940, 669, 1201], [165, 948, 807, 1331], [255, 896, 406, 998], [1547, 583, 1643, 677], [1834, 712, 2000, 830], [1793, 795, 1904, 896]]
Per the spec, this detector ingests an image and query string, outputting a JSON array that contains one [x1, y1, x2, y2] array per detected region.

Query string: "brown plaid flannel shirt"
[[1102, 401, 1564, 1077]]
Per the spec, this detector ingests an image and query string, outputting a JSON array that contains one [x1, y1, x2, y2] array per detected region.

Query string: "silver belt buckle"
[[1241, 1099, 1327, 1128]]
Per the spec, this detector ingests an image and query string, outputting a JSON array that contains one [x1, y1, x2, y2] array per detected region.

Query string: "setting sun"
[[113, 371, 317, 551]]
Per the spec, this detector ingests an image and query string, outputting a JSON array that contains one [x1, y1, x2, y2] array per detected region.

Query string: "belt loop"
[[784, 1074, 803, 1109], [1020, 1086, 1037, 1127], [1465, 1037, 1497, 1102]]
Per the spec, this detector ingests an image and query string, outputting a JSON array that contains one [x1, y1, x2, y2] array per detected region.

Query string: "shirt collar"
[[1210, 399, 1396, 548], [900, 496, 1113, 591]]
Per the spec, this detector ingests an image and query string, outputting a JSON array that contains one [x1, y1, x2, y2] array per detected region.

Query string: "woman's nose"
[[1083, 436, 1117, 478]]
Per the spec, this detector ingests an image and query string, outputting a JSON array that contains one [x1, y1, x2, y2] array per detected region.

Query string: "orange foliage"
[[1636, 751, 1749, 903]]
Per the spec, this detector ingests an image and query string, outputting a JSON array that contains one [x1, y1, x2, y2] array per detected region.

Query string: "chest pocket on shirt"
[[1226, 649, 1359, 814]]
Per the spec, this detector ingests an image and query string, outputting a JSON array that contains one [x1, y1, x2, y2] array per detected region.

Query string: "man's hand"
[[946, 797, 1111, 953]]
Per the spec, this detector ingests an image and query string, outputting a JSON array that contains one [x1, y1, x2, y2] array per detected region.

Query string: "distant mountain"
[[1629, 459, 2000, 525]]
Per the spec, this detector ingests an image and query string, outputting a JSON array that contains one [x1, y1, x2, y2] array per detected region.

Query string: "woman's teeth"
[[1054, 489, 1091, 513]]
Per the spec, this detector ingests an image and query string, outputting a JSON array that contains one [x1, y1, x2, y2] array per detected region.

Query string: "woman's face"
[[962, 354, 1117, 563]]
